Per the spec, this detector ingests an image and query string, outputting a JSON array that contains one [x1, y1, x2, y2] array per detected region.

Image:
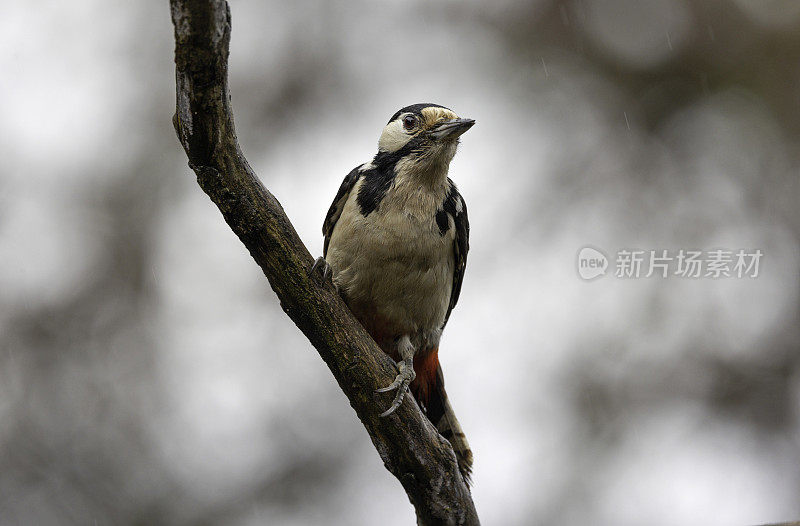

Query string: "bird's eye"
[[402, 115, 418, 130]]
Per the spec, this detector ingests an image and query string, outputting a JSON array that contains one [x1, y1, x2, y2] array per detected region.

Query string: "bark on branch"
[[169, 1, 479, 524]]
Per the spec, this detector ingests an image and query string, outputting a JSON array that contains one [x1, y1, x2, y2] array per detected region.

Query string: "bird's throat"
[[395, 143, 455, 189]]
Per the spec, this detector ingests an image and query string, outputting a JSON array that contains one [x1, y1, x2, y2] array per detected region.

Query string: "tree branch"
[[169, 1, 480, 524]]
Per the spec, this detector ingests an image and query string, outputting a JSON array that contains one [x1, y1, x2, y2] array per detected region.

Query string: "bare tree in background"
[[4, 0, 799, 524]]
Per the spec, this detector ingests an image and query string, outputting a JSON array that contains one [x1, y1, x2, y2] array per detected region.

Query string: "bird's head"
[[376, 103, 474, 175]]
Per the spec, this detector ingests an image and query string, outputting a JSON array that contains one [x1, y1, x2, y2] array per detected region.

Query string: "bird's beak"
[[430, 118, 475, 140]]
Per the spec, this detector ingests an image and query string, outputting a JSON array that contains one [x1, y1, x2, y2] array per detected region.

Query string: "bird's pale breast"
[[326, 177, 455, 351]]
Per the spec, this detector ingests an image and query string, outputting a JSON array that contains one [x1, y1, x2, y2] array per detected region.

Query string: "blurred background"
[[2, 0, 799, 524]]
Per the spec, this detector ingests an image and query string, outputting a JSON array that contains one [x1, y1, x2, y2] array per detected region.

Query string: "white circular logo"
[[577, 247, 608, 280]]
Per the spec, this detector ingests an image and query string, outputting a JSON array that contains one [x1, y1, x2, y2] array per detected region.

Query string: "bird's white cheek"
[[378, 120, 412, 152]]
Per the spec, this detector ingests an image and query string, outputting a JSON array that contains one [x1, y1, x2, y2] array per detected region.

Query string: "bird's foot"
[[311, 256, 333, 283], [377, 336, 416, 417], [377, 362, 415, 417]]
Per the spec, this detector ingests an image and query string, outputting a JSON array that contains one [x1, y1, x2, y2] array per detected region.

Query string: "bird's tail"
[[411, 349, 473, 485]]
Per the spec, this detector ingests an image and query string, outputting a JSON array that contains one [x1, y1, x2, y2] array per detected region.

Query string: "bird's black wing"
[[323, 166, 361, 257], [442, 180, 469, 327]]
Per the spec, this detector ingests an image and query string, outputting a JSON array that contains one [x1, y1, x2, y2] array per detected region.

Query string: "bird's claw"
[[376, 376, 403, 393], [377, 361, 415, 417], [311, 256, 333, 282]]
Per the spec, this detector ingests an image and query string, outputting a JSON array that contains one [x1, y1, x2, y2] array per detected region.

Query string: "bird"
[[314, 103, 474, 483]]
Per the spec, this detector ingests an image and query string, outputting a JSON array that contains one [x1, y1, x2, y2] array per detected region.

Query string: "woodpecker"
[[314, 103, 474, 482]]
